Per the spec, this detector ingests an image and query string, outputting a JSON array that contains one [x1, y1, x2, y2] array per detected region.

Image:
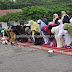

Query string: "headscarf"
[[63, 23, 72, 37], [4, 28, 9, 38], [37, 19, 46, 28], [58, 20, 64, 38], [70, 18, 72, 24], [28, 20, 40, 41], [25, 27, 31, 35], [61, 11, 66, 21], [53, 13, 58, 24]]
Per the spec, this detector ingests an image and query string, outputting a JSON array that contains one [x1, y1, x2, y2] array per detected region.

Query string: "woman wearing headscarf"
[[37, 19, 49, 45], [51, 20, 64, 47], [61, 11, 66, 21], [28, 20, 40, 42], [44, 24, 57, 47], [58, 19, 72, 48], [8, 28, 16, 42], [53, 13, 59, 24], [4, 28, 10, 38]]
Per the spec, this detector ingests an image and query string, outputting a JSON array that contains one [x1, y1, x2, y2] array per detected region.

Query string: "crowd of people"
[[0, 11, 72, 48]]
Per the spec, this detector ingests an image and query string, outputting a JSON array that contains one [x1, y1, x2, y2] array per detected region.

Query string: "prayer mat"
[[14, 42, 72, 56]]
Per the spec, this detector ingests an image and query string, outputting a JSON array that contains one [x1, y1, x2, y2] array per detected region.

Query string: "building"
[[0, 9, 22, 28], [0, 9, 22, 17]]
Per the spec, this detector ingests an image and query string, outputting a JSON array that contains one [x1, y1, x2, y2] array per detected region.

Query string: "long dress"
[[37, 19, 49, 45], [51, 26, 64, 47]]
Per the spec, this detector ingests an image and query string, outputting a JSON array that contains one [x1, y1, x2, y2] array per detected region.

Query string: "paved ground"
[[0, 43, 72, 72]]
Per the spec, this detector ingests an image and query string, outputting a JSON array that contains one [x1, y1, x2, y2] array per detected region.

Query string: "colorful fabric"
[[44, 24, 57, 34]]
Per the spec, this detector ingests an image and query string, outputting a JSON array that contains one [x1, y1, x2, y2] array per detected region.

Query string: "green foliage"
[[0, 0, 72, 22], [0, 6, 51, 21]]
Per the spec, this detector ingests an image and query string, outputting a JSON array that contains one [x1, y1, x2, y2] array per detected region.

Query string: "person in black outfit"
[[63, 11, 71, 23], [42, 15, 49, 25]]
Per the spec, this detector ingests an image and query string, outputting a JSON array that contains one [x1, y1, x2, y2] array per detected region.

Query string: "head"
[[25, 27, 31, 35], [37, 19, 41, 25], [28, 20, 34, 25], [58, 20, 63, 25], [42, 15, 46, 18], [53, 13, 58, 18], [61, 11, 66, 16], [66, 11, 70, 15]]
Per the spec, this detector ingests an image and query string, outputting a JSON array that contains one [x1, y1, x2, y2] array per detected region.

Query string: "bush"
[[0, 6, 72, 22]]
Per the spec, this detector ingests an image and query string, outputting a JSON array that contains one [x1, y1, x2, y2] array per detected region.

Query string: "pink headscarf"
[[53, 13, 58, 24]]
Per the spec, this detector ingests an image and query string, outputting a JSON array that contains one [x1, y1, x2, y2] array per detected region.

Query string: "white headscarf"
[[58, 20, 64, 38], [58, 19, 63, 31], [70, 18, 72, 24], [37, 19, 46, 28]]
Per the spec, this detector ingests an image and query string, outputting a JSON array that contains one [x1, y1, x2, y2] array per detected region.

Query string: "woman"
[[28, 20, 41, 42], [61, 11, 66, 21], [51, 20, 64, 47], [53, 13, 59, 24], [4, 28, 10, 38], [58, 19, 72, 48], [37, 19, 49, 45], [44, 24, 57, 47]]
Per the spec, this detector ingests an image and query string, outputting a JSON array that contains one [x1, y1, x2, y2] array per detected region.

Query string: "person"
[[61, 11, 66, 21], [58, 20, 72, 48], [37, 19, 49, 45], [4, 28, 10, 38], [8, 28, 16, 42], [0, 27, 3, 37], [63, 11, 71, 23], [44, 24, 57, 47], [53, 13, 59, 24], [28, 20, 40, 42], [63, 18, 72, 37], [42, 15, 49, 25], [51, 20, 64, 47], [25, 27, 31, 43]]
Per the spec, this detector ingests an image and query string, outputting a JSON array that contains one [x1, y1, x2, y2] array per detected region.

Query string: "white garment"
[[70, 18, 72, 23], [51, 26, 64, 47], [58, 27, 72, 46], [41, 31, 49, 44], [37, 19, 46, 28], [58, 19, 72, 46], [37, 20, 49, 44]]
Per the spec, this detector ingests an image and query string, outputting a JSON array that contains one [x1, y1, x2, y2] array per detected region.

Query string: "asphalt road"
[[0, 44, 72, 72]]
